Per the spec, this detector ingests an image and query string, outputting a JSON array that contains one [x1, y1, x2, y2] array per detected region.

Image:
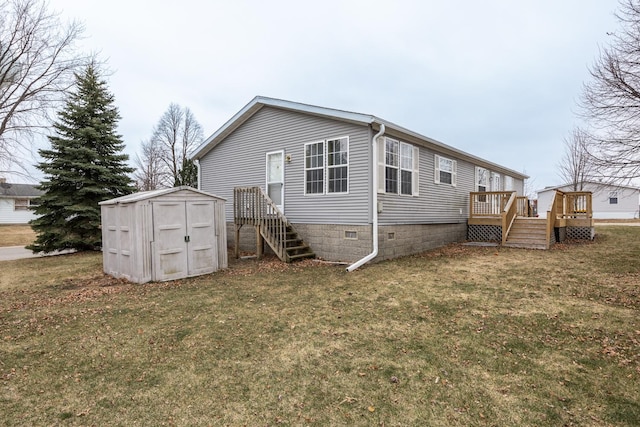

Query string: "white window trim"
[[490, 172, 501, 191], [377, 137, 419, 196], [303, 136, 349, 196], [327, 136, 349, 195], [434, 154, 457, 187], [475, 166, 488, 192], [304, 141, 324, 195]]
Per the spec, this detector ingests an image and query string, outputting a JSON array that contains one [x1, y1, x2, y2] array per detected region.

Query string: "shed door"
[[152, 200, 217, 281], [152, 202, 189, 281], [186, 200, 217, 275]]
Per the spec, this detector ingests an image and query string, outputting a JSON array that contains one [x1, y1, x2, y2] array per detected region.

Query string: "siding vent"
[[344, 230, 358, 240], [388, 232, 396, 240]]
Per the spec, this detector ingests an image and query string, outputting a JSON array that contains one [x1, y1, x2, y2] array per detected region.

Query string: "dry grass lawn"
[[0, 226, 639, 426], [0, 225, 36, 247]]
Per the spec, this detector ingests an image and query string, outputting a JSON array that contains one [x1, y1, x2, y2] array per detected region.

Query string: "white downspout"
[[347, 123, 385, 272], [194, 159, 201, 190]]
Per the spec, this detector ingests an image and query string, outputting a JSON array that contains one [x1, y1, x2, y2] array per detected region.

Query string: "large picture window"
[[304, 137, 349, 195], [380, 137, 419, 196], [435, 154, 457, 186]]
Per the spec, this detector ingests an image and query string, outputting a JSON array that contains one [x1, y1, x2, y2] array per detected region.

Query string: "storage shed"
[[99, 186, 227, 283]]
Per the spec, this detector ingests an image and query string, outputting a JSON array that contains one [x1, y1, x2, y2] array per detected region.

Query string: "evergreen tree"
[[28, 63, 134, 253], [175, 157, 198, 187]]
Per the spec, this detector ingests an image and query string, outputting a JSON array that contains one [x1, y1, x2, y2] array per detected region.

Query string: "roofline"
[[537, 181, 640, 193], [191, 96, 528, 180]]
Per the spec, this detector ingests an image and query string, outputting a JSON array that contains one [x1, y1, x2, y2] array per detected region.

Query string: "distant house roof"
[[0, 182, 44, 198], [538, 182, 640, 194], [191, 96, 528, 180]]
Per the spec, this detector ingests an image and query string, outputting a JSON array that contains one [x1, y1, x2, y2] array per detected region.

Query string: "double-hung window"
[[13, 198, 29, 211], [378, 137, 419, 196], [475, 167, 488, 192], [609, 191, 618, 204], [434, 154, 457, 186], [304, 141, 324, 194], [304, 137, 349, 195], [327, 137, 348, 193], [475, 167, 488, 202]]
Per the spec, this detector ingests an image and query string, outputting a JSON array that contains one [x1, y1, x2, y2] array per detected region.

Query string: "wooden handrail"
[[234, 187, 292, 261], [469, 191, 515, 219], [501, 192, 517, 244]]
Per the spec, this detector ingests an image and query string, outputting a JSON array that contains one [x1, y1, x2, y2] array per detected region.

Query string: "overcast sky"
[[40, 0, 620, 193]]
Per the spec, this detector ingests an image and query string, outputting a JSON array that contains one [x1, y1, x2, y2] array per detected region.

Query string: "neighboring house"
[[0, 179, 43, 224], [537, 182, 640, 219], [191, 96, 527, 263]]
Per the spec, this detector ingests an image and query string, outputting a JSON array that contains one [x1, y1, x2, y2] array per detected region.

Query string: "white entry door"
[[266, 150, 284, 212]]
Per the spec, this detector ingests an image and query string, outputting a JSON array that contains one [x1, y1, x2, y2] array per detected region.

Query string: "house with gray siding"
[[538, 182, 640, 219], [0, 179, 43, 224], [191, 96, 527, 265]]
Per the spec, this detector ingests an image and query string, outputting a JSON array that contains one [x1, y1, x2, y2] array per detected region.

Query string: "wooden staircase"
[[234, 187, 315, 263], [261, 220, 315, 262], [503, 217, 549, 250]]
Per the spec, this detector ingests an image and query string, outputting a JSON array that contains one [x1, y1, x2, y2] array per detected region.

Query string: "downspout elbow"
[[346, 123, 385, 272]]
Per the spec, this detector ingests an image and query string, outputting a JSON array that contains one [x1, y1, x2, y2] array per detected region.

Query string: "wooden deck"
[[469, 190, 594, 249]]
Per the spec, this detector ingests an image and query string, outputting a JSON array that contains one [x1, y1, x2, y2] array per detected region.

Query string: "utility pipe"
[[347, 123, 385, 272]]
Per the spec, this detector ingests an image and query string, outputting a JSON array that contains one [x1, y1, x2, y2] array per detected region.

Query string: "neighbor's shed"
[[99, 186, 227, 284]]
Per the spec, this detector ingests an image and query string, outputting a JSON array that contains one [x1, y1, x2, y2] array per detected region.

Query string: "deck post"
[[235, 224, 242, 259], [256, 225, 264, 259]]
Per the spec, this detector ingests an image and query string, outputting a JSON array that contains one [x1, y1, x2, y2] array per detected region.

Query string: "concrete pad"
[[0, 246, 75, 261]]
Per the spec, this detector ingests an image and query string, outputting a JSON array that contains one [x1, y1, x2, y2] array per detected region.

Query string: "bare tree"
[[0, 0, 86, 178], [133, 137, 169, 191], [151, 103, 203, 187], [580, 0, 640, 183], [558, 127, 595, 190]]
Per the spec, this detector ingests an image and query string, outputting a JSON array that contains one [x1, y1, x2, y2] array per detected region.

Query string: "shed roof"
[[99, 186, 226, 206], [190, 96, 528, 180], [0, 182, 44, 198]]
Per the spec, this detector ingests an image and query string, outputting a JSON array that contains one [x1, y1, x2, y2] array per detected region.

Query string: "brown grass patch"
[[0, 227, 639, 426], [0, 225, 36, 247]]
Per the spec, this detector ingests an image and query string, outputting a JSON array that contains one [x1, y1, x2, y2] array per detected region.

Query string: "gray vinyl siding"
[[377, 143, 525, 225], [199, 107, 371, 224], [377, 146, 474, 225]]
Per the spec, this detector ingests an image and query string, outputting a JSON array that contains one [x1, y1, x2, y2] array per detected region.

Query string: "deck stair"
[[234, 187, 315, 263], [261, 221, 315, 262], [503, 217, 549, 250]]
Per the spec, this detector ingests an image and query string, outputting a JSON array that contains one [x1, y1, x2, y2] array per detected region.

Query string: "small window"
[[435, 155, 457, 186], [609, 191, 618, 204], [14, 199, 29, 211], [344, 230, 358, 239]]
